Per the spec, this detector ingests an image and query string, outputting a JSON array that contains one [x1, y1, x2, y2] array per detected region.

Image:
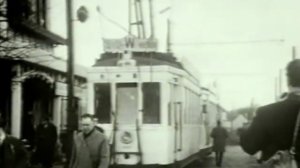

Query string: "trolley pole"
[[66, 0, 76, 165]]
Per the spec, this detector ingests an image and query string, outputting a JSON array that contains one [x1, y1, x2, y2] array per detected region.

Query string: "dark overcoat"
[[0, 135, 29, 168], [240, 93, 300, 163], [69, 129, 110, 168], [211, 126, 228, 152], [34, 122, 58, 164]]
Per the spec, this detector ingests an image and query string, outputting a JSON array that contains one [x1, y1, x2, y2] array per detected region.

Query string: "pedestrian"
[[69, 113, 109, 168], [93, 116, 105, 134], [22, 112, 35, 150], [33, 116, 58, 168], [210, 120, 228, 167], [240, 59, 300, 166], [0, 117, 29, 168]]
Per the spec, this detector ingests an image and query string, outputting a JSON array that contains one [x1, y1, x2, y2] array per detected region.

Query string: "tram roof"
[[93, 52, 184, 69]]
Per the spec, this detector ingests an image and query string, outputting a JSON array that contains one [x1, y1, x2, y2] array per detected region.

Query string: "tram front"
[[90, 68, 162, 167]]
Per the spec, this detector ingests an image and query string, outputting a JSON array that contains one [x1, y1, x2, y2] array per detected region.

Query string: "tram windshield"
[[94, 82, 161, 124]]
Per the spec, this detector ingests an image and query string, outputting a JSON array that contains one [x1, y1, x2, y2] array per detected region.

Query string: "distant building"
[[231, 114, 248, 130]]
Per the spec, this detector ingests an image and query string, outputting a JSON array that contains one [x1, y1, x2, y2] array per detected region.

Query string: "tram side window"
[[94, 83, 111, 123], [143, 82, 160, 124]]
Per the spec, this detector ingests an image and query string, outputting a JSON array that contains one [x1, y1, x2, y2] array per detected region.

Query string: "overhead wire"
[[171, 39, 285, 46], [97, 6, 131, 35]]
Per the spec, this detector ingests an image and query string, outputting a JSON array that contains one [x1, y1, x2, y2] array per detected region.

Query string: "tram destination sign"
[[103, 36, 158, 53]]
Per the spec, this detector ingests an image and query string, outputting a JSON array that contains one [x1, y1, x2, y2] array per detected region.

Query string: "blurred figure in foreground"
[[240, 59, 300, 166], [0, 117, 29, 168]]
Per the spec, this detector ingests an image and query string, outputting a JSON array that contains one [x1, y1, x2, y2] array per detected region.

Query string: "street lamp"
[[65, 0, 89, 165], [65, 0, 75, 165]]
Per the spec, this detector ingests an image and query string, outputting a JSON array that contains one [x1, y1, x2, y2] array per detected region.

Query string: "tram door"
[[171, 84, 183, 161], [174, 102, 182, 152], [115, 83, 140, 162], [116, 83, 138, 125]]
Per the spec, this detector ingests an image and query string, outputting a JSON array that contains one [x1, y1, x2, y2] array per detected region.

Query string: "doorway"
[[22, 77, 54, 147]]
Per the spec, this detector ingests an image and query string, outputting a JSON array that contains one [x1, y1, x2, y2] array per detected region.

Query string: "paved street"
[[188, 145, 264, 168]]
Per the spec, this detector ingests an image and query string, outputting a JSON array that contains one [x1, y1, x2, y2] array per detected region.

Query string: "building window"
[[8, 0, 47, 28]]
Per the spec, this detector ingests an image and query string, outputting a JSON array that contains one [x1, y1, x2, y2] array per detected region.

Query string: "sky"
[[51, 0, 300, 110]]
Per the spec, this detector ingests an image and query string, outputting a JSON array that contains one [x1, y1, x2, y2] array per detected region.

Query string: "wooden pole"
[[292, 46, 296, 60], [66, 0, 76, 165], [167, 19, 171, 53]]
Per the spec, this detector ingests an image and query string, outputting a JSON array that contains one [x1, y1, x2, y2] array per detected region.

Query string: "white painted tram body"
[[87, 52, 217, 167]]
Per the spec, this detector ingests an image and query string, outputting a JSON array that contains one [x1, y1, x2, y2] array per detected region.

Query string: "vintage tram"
[[87, 49, 218, 167]]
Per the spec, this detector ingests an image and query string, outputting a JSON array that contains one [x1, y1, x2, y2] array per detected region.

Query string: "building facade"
[[0, 0, 87, 141]]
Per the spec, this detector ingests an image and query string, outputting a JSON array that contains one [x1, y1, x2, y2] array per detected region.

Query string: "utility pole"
[[275, 77, 278, 101], [292, 46, 296, 60], [278, 69, 282, 97], [67, 0, 75, 131], [166, 19, 171, 53], [66, 0, 76, 165]]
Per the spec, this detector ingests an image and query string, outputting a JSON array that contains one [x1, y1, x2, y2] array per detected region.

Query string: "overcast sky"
[[52, 0, 300, 110]]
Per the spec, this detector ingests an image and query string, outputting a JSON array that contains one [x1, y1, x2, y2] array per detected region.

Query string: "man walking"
[[34, 116, 58, 168], [0, 117, 29, 168], [211, 120, 228, 167], [240, 59, 300, 166], [69, 114, 109, 168]]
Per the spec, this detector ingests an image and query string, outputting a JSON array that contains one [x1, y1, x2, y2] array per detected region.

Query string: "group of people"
[[0, 114, 108, 168], [211, 59, 300, 167]]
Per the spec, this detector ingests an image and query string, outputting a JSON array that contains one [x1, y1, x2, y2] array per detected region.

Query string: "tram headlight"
[[121, 131, 133, 144]]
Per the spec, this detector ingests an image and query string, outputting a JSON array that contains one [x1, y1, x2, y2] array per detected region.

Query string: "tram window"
[[94, 83, 111, 123], [142, 82, 160, 124]]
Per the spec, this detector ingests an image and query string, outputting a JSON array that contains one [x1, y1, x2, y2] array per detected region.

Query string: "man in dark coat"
[[211, 120, 228, 167], [34, 117, 58, 168], [0, 117, 29, 168], [69, 114, 109, 168], [240, 59, 300, 166]]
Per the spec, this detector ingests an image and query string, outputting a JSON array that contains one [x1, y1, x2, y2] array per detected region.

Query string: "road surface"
[[188, 145, 266, 168]]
